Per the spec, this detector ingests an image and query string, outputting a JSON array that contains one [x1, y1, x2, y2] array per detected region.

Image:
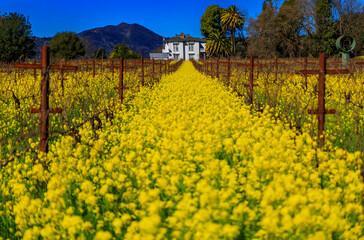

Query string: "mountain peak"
[[33, 22, 163, 58], [78, 22, 163, 57]]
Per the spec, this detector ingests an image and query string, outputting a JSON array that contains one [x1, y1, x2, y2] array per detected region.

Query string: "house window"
[[173, 43, 179, 52], [189, 43, 194, 52], [174, 54, 179, 60], [189, 54, 195, 60]]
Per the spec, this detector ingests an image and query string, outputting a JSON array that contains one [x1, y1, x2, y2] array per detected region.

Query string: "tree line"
[[201, 0, 363, 58], [0, 12, 140, 63]]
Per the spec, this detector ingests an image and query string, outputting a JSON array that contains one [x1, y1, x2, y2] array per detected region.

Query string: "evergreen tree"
[[111, 43, 140, 59], [200, 5, 224, 38], [49, 32, 86, 60], [315, 0, 336, 55], [0, 12, 35, 62]]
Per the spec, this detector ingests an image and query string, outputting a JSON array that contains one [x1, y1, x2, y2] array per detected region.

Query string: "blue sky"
[[0, 0, 265, 38]]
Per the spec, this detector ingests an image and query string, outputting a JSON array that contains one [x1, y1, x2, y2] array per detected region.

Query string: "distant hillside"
[[32, 37, 51, 58], [32, 23, 163, 58]]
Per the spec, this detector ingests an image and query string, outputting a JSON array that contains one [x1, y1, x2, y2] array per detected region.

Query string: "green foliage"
[[315, 0, 336, 55], [49, 32, 86, 60], [200, 5, 223, 39], [206, 31, 231, 57], [111, 43, 140, 59], [93, 48, 107, 59], [221, 5, 246, 55], [0, 12, 35, 63], [221, 5, 245, 32]]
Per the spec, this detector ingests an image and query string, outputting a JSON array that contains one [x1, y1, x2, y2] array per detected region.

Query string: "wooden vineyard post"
[[299, 53, 349, 148], [141, 57, 145, 87], [304, 57, 308, 88], [235, 56, 261, 105], [152, 58, 155, 82], [33, 60, 37, 80], [317, 54, 327, 147], [111, 59, 114, 77], [275, 57, 278, 82], [20, 46, 78, 153], [118, 58, 125, 101], [245, 56, 259, 104], [39, 46, 50, 153], [249, 56, 254, 104], [92, 59, 95, 78], [159, 60, 162, 78], [107, 58, 129, 103]]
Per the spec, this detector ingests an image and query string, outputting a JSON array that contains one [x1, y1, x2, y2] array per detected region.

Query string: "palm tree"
[[206, 31, 231, 57], [221, 5, 245, 56]]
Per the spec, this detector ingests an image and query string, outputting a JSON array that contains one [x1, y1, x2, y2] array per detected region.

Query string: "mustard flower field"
[[1, 62, 364, 239], [227, 63, 364, 154]]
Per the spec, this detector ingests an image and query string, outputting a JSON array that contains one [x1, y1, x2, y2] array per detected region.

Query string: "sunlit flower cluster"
[[229, 65, 364, 154], [0, 62, 363, 239]]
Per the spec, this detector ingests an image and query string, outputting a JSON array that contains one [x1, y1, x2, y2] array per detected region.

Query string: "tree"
[[0, 12, 35, 62], [247, 1, 278, 57], [93, 48, 107, 59], [206, 31, 231, 57], [111, 43, 140, 59], [274, 0, 304, 57], [315, 0, 336, 55], [49, 32, 86, 60], [221, 5, 246, 56], [200, 5, 224, 39]]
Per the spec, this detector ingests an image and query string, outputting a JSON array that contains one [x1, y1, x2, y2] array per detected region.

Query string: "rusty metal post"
[[61, 69, 64, 93], [119, 58, 124, 102], [227, 56, 230, 86], [92, 59, 95, 78], [318, 53, 326, 147], [304, 57, 308, 88], [40, 46, 50, 153], [111, 59, 114, 77], [249, 56, 254, 104], [141, 57, 144, 86], [152, 58, 155, 82], [275, 57, 278, 82], [33, 60, 37, 80]]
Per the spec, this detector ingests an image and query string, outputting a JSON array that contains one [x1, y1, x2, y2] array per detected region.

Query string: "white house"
[[161, 33, 207, 61]]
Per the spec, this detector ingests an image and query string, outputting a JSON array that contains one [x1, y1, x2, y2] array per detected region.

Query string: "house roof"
[[165, 33, 207, 43]]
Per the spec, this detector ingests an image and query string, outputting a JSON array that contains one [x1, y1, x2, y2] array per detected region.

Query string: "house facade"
[[161, 33, 206, 61]]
